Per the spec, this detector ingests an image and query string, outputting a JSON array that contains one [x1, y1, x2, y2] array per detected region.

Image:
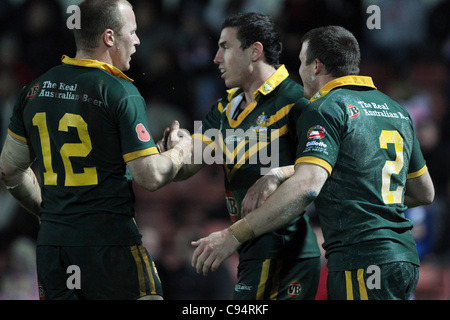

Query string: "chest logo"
[[27, 83, 40, 100], [347, 104, 361, 119], [250, 112, 270, 131]]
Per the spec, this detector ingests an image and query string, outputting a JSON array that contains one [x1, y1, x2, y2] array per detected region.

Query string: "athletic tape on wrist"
[[228, 217, 255, 244], [270, 167, 286, 183], [160, 146, 184, 171]]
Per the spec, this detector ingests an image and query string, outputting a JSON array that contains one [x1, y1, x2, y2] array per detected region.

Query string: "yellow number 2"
[[33, 112, 98, 186], [379, 130, 404, 204]]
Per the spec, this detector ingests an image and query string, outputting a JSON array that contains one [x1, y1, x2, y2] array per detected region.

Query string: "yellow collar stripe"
[[309, 75, 376, 103], [61, 55, 134, 83], [226, 64, 290, 101], [225, 65, 290, 127]]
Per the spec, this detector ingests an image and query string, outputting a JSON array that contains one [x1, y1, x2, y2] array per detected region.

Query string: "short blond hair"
[[73, 0, 132, 51]]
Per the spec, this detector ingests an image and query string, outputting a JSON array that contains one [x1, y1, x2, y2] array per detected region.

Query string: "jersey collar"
[[61, 55, 134, 82], [226, 64, 290, 101], [224, 65, 289, 127], [309, 75, 376, 103]]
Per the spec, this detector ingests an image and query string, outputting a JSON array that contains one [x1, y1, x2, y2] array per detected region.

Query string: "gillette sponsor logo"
[[306, 140, 327, 148]]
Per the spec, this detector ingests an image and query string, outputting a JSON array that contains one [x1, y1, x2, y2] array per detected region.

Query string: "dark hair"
[[73, 0, 131, 51], [222, 12, 282, 67], [301, 25, 360, 77]]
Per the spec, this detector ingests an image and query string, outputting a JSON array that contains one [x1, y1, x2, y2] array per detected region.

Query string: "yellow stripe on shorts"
[[131, 245, 157, 297], [256, 259, 283, 300], [345, 269, 369, 300], [139, 245, 157, 295], [257, 259, 271, 300]]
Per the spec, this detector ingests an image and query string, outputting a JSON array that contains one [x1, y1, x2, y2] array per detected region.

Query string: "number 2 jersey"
[[7, 55, 159, 246], [195, 65, 320, 260], [294, 76, 428, 271]]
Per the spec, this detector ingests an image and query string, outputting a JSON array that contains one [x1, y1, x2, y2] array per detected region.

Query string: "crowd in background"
[[0, 0, 449, 300]]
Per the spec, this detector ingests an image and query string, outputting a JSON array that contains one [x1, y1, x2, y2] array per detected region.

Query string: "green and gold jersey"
[[194, 65, 320, 260], [8, 55, 158, 246], [295, 76, 427, 271]]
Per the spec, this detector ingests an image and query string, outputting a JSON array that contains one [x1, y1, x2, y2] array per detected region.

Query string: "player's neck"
[[75, 49, 113, 66], [317, 74, 337, 92], [241, 64, 277, 108]]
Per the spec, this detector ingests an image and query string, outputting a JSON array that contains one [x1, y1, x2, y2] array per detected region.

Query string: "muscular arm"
[[0, 134, 41, 218], [191, 163, 329, 275], [404, 170, 434, 208], [172, 143, 206, 182], [127, 153, 180, 191], [128, 121, 194, 191], [233, 163, 328, 241], [241, 165, 295, 216]]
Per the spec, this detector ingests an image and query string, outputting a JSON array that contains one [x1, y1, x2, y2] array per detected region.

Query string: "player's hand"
[[191, 229, 240, 276], [241, 173, 280, 217], [156, 127, 170, 152], [167, 120, 190, 148], [164, 120, 192, 164]]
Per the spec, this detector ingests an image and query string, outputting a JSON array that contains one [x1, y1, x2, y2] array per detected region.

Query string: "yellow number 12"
[[32, 112, 98, 186]]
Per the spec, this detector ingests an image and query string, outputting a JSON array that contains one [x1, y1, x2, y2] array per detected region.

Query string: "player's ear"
[[314, 58, 325, 76], [251, 42, 264, 62], [102, 29, 115, 48]]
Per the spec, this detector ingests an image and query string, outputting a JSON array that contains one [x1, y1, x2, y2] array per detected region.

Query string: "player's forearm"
[[173, 139, 208, 181], [0, 134, 41, 218], [230, 179, 316, 243], [1, 167, 42, 218], [229, 163, 328, 243], [129, 149, 181, 191], [270, 165, 295, 184], [173, 162, 205, 181], [129, 137, 195, 191]]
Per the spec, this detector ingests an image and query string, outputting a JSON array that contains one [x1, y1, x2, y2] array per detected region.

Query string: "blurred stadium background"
[[0, 0, 449, 300]]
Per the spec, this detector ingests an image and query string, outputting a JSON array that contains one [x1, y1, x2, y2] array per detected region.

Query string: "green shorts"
[[36, 244, 163, 300], [234, 257, 321, 300], [327, 261, 419, 300]]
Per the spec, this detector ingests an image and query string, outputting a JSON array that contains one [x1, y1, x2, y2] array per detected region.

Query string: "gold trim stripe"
[[407, 165, 428, 179], [295, 156, 333, 176], [345, 269, 369, 300], [131, 245, 146, 297], [345, 270, 353, 300], [123, 147, 159, 162], [309, 75, 376, 103], [256, 259, 271, 300], [7, 129, 28, 143], [61, 55, 134, 82], [139, 245, 157, 294], [357, 268, 368, 300]]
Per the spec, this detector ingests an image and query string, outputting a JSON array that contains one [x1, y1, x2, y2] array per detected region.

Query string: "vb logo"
[[287, 281, 302, 298]]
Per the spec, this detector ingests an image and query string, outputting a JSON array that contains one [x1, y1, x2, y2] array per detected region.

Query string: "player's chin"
[[121, 61, 131, 72]]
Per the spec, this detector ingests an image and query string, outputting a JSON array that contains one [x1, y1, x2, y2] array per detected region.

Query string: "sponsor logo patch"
[[307, 125, 326, 140], [287, 281, 302, 298], [235, 283, 253, 292], [27, 83, 40, 100], [347, 104, 361, 119], [225, 191, 239, 222]]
